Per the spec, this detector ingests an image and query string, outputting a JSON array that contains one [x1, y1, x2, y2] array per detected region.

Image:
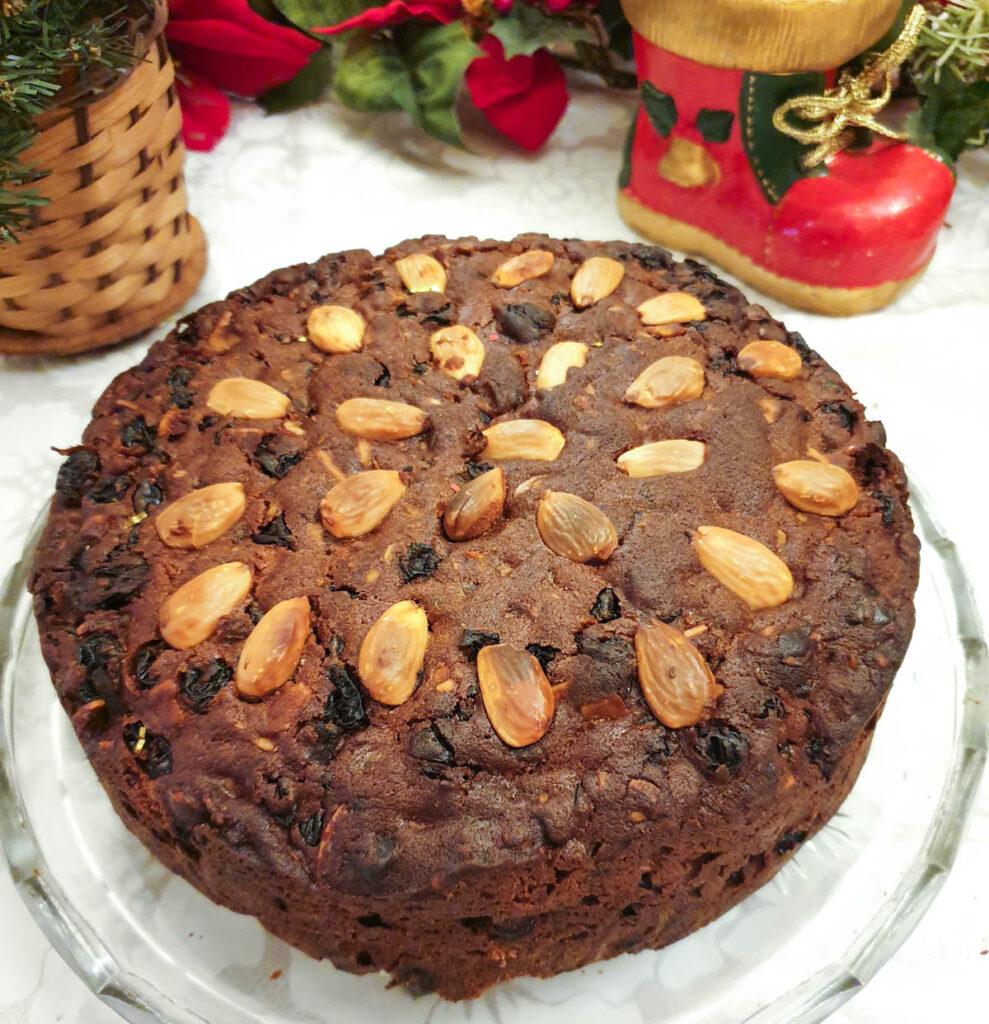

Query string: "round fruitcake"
[[30, 234, 919, 999]]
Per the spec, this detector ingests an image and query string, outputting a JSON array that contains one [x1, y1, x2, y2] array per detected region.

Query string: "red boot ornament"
[[617, 0, 956, 315]]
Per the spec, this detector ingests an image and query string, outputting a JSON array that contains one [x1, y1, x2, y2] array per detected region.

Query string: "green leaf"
[[259, 47, 334, 113], [618, 106, 638, 189], [696, 108, 734, 144], [271, 0, 366, 31], [398, 22, 482, 147], [333, 33, 418, 116], [641, 82, 676, 137], [739, 71, 826, 205], [915, 74, 989, 162], [489, 5, 591, 60], [596, 0, 633, 62]]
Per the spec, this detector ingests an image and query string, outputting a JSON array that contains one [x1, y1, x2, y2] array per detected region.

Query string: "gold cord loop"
[[772, 3, 927, 168]]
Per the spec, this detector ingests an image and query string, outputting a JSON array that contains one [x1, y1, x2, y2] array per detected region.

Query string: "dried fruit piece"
[[206, 311, 239, 353], [395, 254, 446, 293], [159, 562, 252, 651], [623, 356, 705, 408], [571, 256, 625, 307], [320, 470, 406, 538], [155, 482, 246, 549], [772, 460, 859, 516], [636, 620, 720, 728], [481, 419, 565, 462], [236, 598, 310, 699], [359, 600, 429, 706], [398, 543, 441, 582], [307, 306, 365, 354], [738, 340, 802, 380], [617, 439, 706, 477], [757, 397, 783, 424], [693, 526, 793, 609], [443, 467, 506, 541], [429, 326, 485, 383], [637, 292, 706, 326], [492, 250, 554, 287], [335, 398, 429, 440], [477, 643, 555, 747], [206, 378, 290, 419], [537, 490, 618, 563], [535, 342, 589, 391]]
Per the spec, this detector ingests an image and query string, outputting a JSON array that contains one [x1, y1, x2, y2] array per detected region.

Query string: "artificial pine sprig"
[[907, 1, 989, 156], [0, 0, 150, 243], [914, 0, 989, 84]]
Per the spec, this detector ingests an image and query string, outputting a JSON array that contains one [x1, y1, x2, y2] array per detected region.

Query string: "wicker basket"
[[0, 1, 206, 356]]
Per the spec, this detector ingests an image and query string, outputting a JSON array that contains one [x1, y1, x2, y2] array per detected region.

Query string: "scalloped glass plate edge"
[[1, 476, 986, 1024], [741, 477, 989, 1024]]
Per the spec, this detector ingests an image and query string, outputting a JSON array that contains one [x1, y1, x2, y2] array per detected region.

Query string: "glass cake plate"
[[1, 481, 986, 1024]]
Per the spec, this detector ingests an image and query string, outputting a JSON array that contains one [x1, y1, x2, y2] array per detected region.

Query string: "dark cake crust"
[[30, 234, 919, 999]]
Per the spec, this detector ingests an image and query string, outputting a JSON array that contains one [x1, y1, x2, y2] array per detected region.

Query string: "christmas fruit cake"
[[30, 234, 919, 1000]]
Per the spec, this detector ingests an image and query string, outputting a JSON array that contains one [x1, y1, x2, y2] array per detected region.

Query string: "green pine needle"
[[913, 0, 989, 84], [1, 1, 152, 242]]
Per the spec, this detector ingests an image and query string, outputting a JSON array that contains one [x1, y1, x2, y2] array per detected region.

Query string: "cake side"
[[29, 234, 919, 998]]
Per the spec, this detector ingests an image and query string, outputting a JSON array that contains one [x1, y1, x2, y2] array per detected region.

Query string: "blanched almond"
[[155, 482, 246, 549], [537, 490, 618, 563], [693, 525, 793, 609], [335, 398, 429, 440], [159, 562, 252, 651], [535, 341, 588, 391], [738, 340, 802, 380], [359, 600, 428, 706], [430, 326, 485, 383], [635, 620, 720, 728], [623, 356, 705, 408], [477, 643, 554, 747], [206, 378, 290, 419], [320, 470, 406, 538], [617, 439, 706, 477], [571, 256, 624, 307], [492, 250, 554, 287], [481, 419, 565, 461], [307, 305, 365, 354], [395, 254, 446, 293], [236, 597, 310, 699], [443, 467, 505, 541], [772, 460, 858, 516], [637, 292, 706, 326]]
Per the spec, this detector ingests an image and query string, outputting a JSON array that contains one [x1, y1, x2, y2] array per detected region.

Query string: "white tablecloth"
[[1, 87, 987, 1023]]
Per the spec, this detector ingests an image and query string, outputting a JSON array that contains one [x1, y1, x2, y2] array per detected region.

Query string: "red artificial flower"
[[167, 0, 319, 151], [465, 36, 568, 151], [312, 0, 461, 36], [315, 3, 569, 150]]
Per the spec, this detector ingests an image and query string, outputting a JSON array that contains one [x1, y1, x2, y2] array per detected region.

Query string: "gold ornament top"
[[772, 4, 928, 168], [619, 0, 904, 72]]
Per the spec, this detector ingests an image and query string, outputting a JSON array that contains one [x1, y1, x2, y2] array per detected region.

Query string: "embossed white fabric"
[[0, 88, 986, 1023]]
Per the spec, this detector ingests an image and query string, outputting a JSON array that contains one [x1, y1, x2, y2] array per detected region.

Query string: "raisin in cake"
[[30, 235, 919, 999]]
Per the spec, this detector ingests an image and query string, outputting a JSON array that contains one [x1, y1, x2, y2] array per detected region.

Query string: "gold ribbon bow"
[[772, 3, 927, 169]]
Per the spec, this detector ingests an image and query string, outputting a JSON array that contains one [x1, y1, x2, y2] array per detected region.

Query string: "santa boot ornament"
[[617, 1, 956, 315]]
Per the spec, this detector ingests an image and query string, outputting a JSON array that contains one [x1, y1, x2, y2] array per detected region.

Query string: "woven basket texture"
[[0, 0, 206, 356]]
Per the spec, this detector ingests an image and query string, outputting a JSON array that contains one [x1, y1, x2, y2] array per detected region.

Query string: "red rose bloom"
[[167, 0, 319, 151], [313, 0, 461, 35], [465, 37, 569, 151]]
